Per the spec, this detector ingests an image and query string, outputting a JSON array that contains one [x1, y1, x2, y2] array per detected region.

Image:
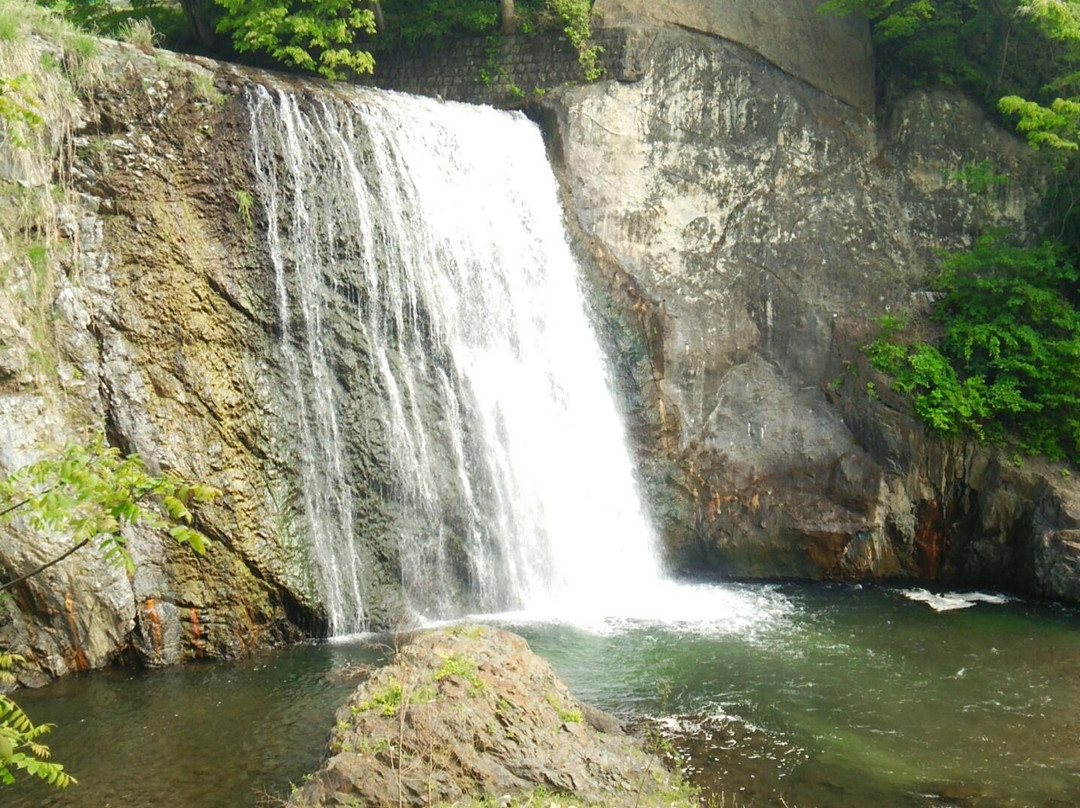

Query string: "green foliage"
[[818, 1, 1059, 100], [0, 654, 74, 788], [40, 0, 191, 50], [190, 70, 225, 106], [214, 0, 376, 80], [374, 0, 501, 49], [433, 653, 485, 694], [0, 433, 220, 578], [235, 188, 255, 228], [359, 682, 404, 716], [0, 75, 44, 150], [544, 692, 583, 723], [866, 237, 1080, 461], [944, 159, 1010, 194], [0, 433, 211, 790], [999, 94, 1080, 152], [117, 16, 162, 49], [547, 0, 602, 81], [819, 0, 1080, 253], [375, 0, 601, 82]]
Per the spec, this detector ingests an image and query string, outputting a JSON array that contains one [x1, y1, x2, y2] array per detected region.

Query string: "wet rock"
[[288, 627, 688, 808]]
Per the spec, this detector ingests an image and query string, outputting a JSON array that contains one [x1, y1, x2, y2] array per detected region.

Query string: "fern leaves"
[[0, 655, 74, 789]]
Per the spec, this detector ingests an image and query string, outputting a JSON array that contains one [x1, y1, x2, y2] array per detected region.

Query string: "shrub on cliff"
[[820, 0, 1080, 249], [866, 237, 1080, 462]]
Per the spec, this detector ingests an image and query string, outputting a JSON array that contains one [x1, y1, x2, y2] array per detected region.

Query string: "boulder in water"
[[287, 626, 691, 808]]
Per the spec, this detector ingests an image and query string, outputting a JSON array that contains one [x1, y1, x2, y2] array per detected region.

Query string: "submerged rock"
[[287, 627, 690, 808]]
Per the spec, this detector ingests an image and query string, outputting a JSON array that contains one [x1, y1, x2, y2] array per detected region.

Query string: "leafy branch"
[[214, 0, 377, 80], [0, 433, 220, 586], [0, 435, 220, 789], [0, 653, 73, 788]]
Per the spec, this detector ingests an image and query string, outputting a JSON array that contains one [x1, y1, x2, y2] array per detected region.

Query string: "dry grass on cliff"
[[0, 0, 104, 256], [0, 0, 109, 386]]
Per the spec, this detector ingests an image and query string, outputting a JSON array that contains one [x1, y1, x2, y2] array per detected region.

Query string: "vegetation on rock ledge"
[[35, 0, 605, 83], [866, 238, 1080, 461], [822, 0, 1080, 464]]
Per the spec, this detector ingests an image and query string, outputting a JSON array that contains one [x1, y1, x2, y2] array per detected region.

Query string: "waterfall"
[[246, 82, 661, 634]]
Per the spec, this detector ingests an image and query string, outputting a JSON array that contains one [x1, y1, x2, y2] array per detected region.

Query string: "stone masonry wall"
[[360, 30, 636, 107]]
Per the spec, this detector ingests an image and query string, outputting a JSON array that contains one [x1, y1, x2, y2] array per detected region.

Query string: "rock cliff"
[[0, 37, 319, 684], [542, 22, 1078, 594], [2, 4, 1079, 687]]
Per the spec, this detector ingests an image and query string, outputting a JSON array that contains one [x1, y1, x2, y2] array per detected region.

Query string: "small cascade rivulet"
[[245, 81, 663, 634]]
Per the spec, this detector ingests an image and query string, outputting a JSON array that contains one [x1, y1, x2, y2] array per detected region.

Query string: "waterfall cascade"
[[247, 82, 661, 634]]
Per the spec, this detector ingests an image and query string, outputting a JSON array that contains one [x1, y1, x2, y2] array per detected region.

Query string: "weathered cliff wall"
[[0, 39, 324, 684], [542, 24, 1080, 595], [593, 0, 875, 113]]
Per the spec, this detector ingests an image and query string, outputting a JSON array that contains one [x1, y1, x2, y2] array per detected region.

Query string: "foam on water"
[[898, 588, 1011, 612]]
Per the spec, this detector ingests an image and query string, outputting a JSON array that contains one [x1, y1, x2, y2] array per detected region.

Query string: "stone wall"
[[362, 30, 637, 107]]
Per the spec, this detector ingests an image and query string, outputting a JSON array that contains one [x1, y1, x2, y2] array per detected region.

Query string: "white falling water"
[[246, 81, 664, 634]]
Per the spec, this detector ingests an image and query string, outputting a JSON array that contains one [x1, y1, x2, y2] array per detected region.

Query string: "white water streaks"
[[246, 83, 662, 633]]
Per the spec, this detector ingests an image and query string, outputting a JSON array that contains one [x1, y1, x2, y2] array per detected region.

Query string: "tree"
[[998, 1, 1080, 152], [820, 1, 1080, 458], [213, 0, 377, 80], [817, 1, 1080, 137], [179, 0, 221, 50], [500, 0, 518, 35], [0, 434, 219, 787]]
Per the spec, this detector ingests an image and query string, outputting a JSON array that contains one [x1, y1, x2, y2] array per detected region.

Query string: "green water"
[[7, 584, 1080, 807]]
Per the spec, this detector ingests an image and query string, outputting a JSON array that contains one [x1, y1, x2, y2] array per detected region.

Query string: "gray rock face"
[[3, 10, 1079, 689], [546, 25, 1072, 592], [287, 627, 689, 808], [594, 0, 875, 112]]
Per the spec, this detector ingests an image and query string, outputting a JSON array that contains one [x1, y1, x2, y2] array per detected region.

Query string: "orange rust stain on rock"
[[62, 592, 91, 670], [64, 591, 78, 636], [144, 597, 164, 657], [915, 500, 945, 579], [70, 647, 90, 672], [189, 607, 206, 658]]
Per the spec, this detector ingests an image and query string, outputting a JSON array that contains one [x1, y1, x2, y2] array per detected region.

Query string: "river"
[[9, 582, 1079, 807]]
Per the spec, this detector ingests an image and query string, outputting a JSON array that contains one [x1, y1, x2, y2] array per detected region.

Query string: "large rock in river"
[[287, 627, 689, 808]]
